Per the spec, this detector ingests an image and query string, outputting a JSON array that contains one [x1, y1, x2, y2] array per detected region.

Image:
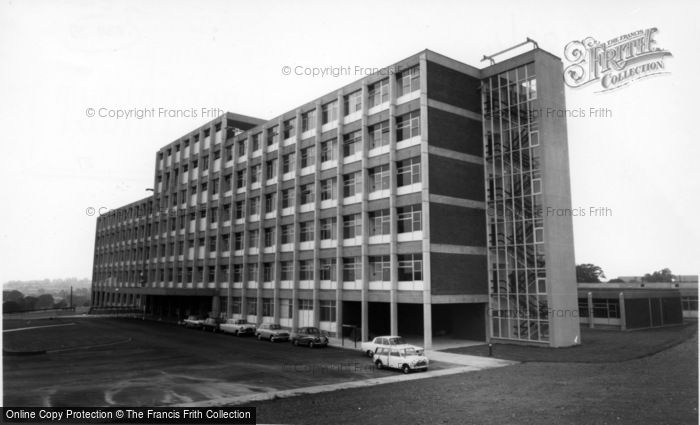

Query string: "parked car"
[[373, 346, 429, 374], [181, 315, 205, 329], [290, 327, 328, 348], [201, 317, 223, 332], [255, 323, 290, 342], [360, 335, 424, 358], [219, 319, 256, 336]]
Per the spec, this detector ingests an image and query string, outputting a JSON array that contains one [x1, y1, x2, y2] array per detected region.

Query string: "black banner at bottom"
[[2, 407, 256, 424]]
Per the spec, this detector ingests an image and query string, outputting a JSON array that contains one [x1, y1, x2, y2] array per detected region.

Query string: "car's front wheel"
[[366, 350, 373, 358], [375, 360, 383, 369], [309, 341, 315, 348], [257, 334, 262, 340], [402, 364, 410, 374]]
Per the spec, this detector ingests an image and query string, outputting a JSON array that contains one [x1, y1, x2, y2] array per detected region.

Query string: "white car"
[[219, 319, 256, 336], [373, 346, 429, 373], [360, 335, 424, 358]]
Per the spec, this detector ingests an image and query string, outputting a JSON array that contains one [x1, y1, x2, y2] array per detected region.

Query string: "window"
[[221, 234, 230, 251], [320, 258, 336, 280], [225, 145, 233, 161], [369, 256, 391, 281], [209, 206, 218, 223], [211, 178, 219, 195], [302, 109, 317, 132], [299, 221, 315, 242], [208, 266, 215, 282], [300, 146, 315, 168], [251, 133, 261, 151], [369, 209, 391, 236], [283, 153, 295, 174], [368, 121, 390, 149], [368, 79, 389, 107], [264, 227, 276, 247], [263, 263, 273, 282], [396, 111, 421, 141], [213, 149, 221, 160], [320, 300, 336, 322], [280, 262, 293, 280], [299, 260, 314, 280], [249, 196, 260, 216], [343, 130, 362, 157], [219, 265, 228, 282], [281, 224, 294, 244], [397, 205, 422, 233], [248, 229, 259, 248], [223, 174, 232, 192], [343, 257, 360, 281], [320, 217, 337, 240], [266, 158, 278, 180], [236, 169, 246, 188], [202, 156, 209, 171], [235, 200, 245, 219], [368, 165, 390, 192], [344, 90, 362, 115], [234, 232, 243, 250], [280, 298, 292, 318], [320, 177, 337, 201], [299, 299, 313, 310], [321, 139, 337, 163], [299, 183, 314, 205], [343, 214, 361, 239], [232, 296, 241, 313], [322, 100, 338, 123], [262, 298, 274, 316], [250, 164, 261, 185], [265, 192, 277, 213], [398, 254, 422, 281], [267, 126, 279, 146], [397, 65, 420, 96], [247, 298, 257, 315], [282, 188, 295, 208], [397, 157, 421, 186], [233, 266, 243, 283], [283, 118, 296, 139], [343, 171, 362, 198]]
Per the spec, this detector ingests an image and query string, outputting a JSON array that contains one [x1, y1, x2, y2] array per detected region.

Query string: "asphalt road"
[[3, 317, 446, 407]]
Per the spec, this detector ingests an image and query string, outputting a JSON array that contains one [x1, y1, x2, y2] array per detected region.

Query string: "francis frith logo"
[[563, 28, 672, 92]]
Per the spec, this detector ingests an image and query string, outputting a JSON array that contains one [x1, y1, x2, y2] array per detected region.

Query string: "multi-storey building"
[[92, 46, 580, 347]]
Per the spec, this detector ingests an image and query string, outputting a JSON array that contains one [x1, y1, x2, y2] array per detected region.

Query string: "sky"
[[0, 0, 698, 283]]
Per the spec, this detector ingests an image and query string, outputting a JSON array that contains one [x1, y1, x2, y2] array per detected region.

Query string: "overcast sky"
[[0, 0, 698, 283]]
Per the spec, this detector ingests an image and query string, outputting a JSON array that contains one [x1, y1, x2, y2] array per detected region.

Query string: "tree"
[[35, 294, 54, 310], [3, 301, 22, 313], [642, 268, 675, 283], [576, 263, 606, 283], [3, 290, 24, 302]]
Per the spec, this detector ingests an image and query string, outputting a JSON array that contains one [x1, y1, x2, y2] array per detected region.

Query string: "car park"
[[219, 318, 256, 336], [373, 346, 429, 374], [290, 327, 328, 348], [200, 317, 222, 332], [360, 335, 424, 358], [181, 315, 205, 329], [255, 323, 290, 342]]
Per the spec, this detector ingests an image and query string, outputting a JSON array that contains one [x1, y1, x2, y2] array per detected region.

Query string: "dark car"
[[201, 317, 223, 332], [290, 327, 329, 348]]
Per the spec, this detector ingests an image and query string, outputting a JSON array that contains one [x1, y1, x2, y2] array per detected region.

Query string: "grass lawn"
[[444, 322, 698, 363], [247, 326, 698, 425]]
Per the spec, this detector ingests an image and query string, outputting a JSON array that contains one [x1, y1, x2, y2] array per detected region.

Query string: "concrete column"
[[587, 291, 594, 329], [212, 295, 221, 318], [618, 292, 626, 330], [419, 53, 432, 349]]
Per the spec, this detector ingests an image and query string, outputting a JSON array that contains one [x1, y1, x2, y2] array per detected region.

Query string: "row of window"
[[225, 298, 336, 322], [94, 204, 423, 263], [155, 110, 421, 192], [96, 253, 424, 285]]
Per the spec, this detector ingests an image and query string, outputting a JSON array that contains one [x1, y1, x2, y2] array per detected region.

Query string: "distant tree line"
[[3, 289, 91, 313], [576, 264, 677, 283]]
